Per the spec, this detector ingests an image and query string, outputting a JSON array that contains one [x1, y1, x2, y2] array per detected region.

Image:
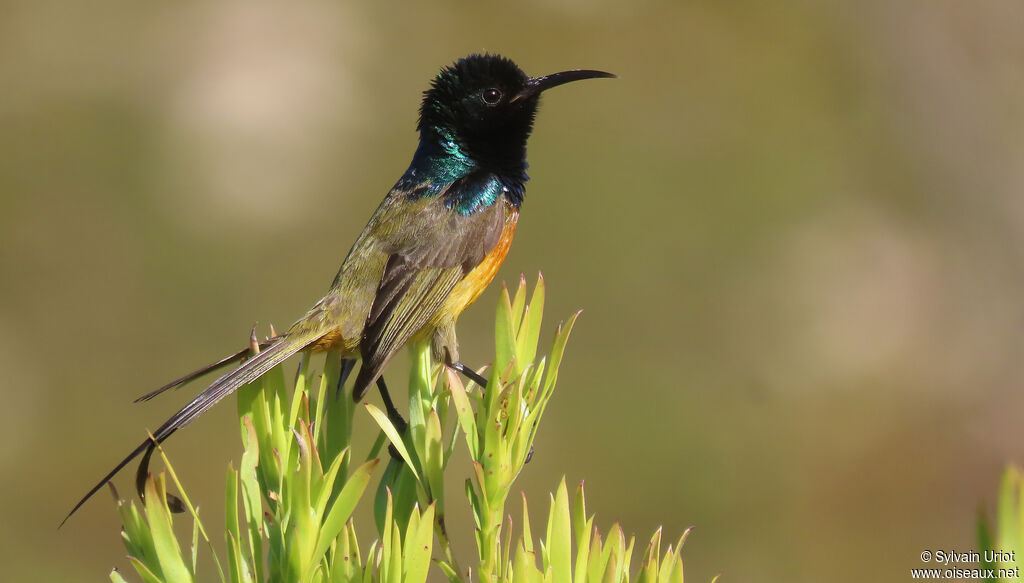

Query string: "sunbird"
[[64, 54, 613, 524]]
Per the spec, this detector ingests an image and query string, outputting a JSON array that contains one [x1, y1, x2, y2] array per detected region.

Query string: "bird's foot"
[[445, 361, 535, 462], [447, 361, 489, 389]]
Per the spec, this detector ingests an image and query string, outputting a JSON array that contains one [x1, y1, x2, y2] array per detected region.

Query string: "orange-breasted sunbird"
[[64, 54, 613, 523]]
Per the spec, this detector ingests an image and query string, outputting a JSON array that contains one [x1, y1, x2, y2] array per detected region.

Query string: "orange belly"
[[309, 328, 348, 352], [440, 207, 519, 320]]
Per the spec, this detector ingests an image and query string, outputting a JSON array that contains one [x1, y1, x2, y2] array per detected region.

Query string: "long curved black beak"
[[513, 69, 616, 102]]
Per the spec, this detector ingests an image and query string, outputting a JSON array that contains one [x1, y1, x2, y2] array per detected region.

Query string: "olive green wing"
[[352, 197, 504, 399]]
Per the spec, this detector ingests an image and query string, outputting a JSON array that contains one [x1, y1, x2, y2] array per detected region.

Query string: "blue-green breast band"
[[398, 136, 527, 215], [448, 175, 506, 215]]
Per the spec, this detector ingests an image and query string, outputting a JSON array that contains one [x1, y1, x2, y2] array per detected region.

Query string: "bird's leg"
[[336, 358, 356, 398], [376, 376, 411, 461], [376, 376, 408, 434], [447, 361, 490, 389]]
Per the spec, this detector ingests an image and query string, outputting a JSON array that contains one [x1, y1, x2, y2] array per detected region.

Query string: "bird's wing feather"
[[352, 191, 504, 398]]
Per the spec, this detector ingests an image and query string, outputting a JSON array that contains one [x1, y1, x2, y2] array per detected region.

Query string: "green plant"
[[111, 276, 711, 583], [977, 466, 1024, 582]]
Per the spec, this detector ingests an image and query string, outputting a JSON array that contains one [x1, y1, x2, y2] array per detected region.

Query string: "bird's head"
[[418, 54, 614, 170]]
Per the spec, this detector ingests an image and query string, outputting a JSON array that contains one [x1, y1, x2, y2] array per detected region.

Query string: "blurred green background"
[[3, 1, 1024, 581]]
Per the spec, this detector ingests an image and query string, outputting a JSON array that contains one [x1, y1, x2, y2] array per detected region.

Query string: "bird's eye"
[[481, 88, 503, 105]]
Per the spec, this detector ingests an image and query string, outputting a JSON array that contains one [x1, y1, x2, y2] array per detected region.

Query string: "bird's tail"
[[60, 331, 323, 526], [132, 337, 279, 403]]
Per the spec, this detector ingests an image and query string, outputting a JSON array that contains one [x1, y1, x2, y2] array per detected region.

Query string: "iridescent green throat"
[[396, 128, 528, 216]]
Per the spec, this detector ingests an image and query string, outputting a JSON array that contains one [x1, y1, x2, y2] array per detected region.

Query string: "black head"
[[418, 54, 614, 172]]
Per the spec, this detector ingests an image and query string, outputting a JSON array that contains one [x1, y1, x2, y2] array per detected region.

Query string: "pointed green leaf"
[[407, 342, 432, 472], [313, 357, 328, 448], [436, 559, 463, 583], [586, 526, 606, 583], [998, 467, 1023, 568], [150, 436, 224, 582], [515, 274, 545, 368], [387, 461, 423, 536], [511, 273, 528, 333], [227, 529, 253, 583], [466, 478, 483, 529], [289, 357, 309, 433], [361, 540, 380, 583], [595, 525, 617, 583], [287, 422, 317, 579], [637, 527, 663, 583], [403, 504, 435, 583], [126, 556, 165, 583], [495, 284, 516, 373], [513, 545, 543, 583], [572, 481, 587, 552], [666, 555, 684, 583], [447, 370, 479, 456], [522, 492, 536, 555], [143, 475, 194, 583], [502, 513, 514, 578], [379, 490, 395, 582], [323, 352, 356, 475], [364, 403, 421, 482], [600, 554, 618, 583], [425, 409, 445, 508], [657, 543, 676, 583], [548, 478, 572, 583], [622, 533, 636, 580], [114, 489, 156, 571], [333, 521, 361, 582], [314, 458, 380, 564], [540, 311, 580, 398], [314, 448, 350, 522], [238, 417, 264, 582], [225, 464, 241, 561], [189, 513, 200, 574], [472, 461, 492, 518], [573, 517, 593, 583], [388, 517, 404, 583]]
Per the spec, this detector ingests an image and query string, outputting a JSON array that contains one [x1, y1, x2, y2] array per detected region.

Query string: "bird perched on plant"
[[64, 53, 613, 523]]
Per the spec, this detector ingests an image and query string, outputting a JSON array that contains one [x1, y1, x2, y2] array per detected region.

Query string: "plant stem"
[[478, 513, 502, 582], [435, 512, 464, 581]]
